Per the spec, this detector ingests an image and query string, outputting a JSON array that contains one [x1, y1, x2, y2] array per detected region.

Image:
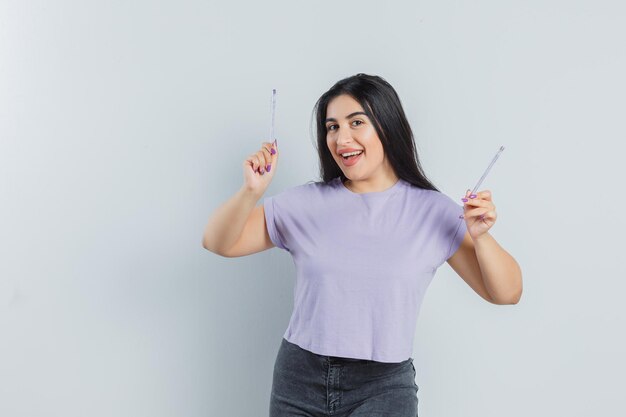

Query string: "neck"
[[344, 171, 399, 194]]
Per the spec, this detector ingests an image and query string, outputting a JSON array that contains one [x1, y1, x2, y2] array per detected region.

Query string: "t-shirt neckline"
[[338, 177, 404, 196]]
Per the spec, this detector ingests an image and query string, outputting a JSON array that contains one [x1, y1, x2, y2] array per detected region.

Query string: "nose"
[[336, 126, 355, 146]]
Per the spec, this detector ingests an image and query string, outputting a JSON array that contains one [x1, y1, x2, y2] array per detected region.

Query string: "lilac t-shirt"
[[263, 176, 467, 363]]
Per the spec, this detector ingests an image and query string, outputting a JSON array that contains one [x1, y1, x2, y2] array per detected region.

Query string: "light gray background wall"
[[1, 0, 624, 416]]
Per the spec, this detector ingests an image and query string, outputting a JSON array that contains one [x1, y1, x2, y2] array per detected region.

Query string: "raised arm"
[[202, 140, 278, 257]]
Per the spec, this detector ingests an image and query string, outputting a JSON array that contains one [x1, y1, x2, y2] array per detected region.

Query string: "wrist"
[[239, 184, 264, 202], [472, 231, 492, 245]]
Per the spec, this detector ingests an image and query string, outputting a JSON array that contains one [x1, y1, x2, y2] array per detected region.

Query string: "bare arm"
[[202, 139, 278, 257], [472, 232, 523, 304], [451, 188, 523, 304], [447, 231, 522, 305], [202, 186, 262, 254]]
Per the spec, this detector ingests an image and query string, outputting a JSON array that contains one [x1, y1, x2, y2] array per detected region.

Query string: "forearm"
[[473, 232, 523, 304], [202, 185, 261, 254]]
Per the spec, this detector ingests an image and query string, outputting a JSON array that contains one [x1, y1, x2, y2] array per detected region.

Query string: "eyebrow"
[[324, 111, 368, 124]]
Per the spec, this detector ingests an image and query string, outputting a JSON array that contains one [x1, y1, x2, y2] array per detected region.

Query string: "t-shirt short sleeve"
[[263, 189, 297, 253], [437, 193, 467, 266]]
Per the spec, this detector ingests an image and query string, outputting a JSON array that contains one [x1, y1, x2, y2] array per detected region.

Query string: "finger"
[[462, 196, 485, 208], [464, 189, 490, 200], [250, 154, 261, 173], [257, 145, 271, 171], [266, 140, 278, 173], [245, 155, 257, 172], [462, 190, 492, 204], [260, 145, 273, 172], [479, 210, 496, 220], [475, 190, 492, 201], [262, 141, 276, 156], [461, 189, 471, 203], [465, 207, 489, 218]]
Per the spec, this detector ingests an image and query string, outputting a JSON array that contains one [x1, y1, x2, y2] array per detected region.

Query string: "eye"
[[326, 120, 363, 131]]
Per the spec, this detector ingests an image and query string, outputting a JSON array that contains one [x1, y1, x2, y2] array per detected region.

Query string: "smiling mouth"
[[340, 151, 363, 167], [340, 151, 364, 160]]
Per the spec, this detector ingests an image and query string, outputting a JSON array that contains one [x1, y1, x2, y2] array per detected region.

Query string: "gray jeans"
[[269, 338, 419, 416]]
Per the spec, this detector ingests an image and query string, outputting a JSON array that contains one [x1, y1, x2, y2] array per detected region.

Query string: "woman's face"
[[325, 94, 393, 183]]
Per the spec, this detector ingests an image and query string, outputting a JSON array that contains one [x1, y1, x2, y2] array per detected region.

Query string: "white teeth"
[[341, 150, 363, 157]]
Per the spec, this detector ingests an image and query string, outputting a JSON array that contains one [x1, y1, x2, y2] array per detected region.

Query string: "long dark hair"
[[310, 73, 440, 192]]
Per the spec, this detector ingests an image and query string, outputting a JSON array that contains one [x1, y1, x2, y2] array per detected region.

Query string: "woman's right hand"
[[242, 139, 278, 196]]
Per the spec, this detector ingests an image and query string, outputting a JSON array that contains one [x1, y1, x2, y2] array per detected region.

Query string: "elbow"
[[489, 271, 523, 305], [201, 240, 235, 258], [510, 288, 523, 304], [508, 276, 523, 304], [202, 239, 221, 256], [491, 288, 522, 305], [202, 246, 230, 258]]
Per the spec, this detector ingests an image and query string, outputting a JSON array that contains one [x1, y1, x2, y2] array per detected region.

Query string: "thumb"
[[270, 139, 279, 165]]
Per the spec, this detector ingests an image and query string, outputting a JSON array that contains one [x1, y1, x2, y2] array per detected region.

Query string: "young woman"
[[203, 73, 523, 417]]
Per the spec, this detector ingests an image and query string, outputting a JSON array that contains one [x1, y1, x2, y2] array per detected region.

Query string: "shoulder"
[[402, 182, 449, 205], [437, 190, 461, 207], [267, 178, 337, 204], [423, 188, 461, 210], [404, 185, 463, 220], [287, 178, 338, 195]]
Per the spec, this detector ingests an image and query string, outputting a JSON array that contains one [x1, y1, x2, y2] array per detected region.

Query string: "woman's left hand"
[[459, 189, 497, 240]]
